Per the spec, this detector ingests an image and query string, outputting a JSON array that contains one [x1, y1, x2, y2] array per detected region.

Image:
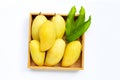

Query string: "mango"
[[51, 15, 65, 38], [62, 41, 82, 66], [45, 39, 66, 66], [30, 40, 45, 66], [32, 15, 47, 40], [39, 20, 56, 51]]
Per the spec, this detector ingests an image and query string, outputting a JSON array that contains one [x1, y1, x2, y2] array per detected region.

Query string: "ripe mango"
[[51, 15, 65, 38], [45, 39, 66, 66], [39, 20, 56, 51], [32, 15, 47, 40], [30, 40, 45, 66], [62, 41, 82, 66]]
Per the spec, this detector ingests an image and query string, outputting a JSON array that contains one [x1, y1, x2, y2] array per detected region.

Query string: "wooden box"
[[28, 13, 85, 70]]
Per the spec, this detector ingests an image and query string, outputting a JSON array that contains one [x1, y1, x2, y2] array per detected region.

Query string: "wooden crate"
[[28, 13, 85, 70]]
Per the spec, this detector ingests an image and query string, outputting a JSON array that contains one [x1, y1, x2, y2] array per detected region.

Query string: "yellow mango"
[[32, 15, 47, 40], [30, 40, 45, 66], [39, 20, 56, 51], [45, 39, 66, 66], [51, 15, 65, 38], [62, 41, 82, 66]]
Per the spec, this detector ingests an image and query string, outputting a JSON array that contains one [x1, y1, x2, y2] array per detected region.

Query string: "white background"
[[0, 0, 120, 80]]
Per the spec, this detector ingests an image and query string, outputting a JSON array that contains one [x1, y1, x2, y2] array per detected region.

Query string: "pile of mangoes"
[[29, 14, 82, 67]]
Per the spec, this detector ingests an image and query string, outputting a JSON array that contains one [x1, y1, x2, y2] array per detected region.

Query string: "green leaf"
[[66, 16, 91, 42], [75, 6, 85, 29], [66, 6, 76, 36]]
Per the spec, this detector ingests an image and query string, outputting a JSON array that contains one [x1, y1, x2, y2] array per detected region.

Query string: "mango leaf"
[[75, 6, 85, 29], [66, 6, 76, 36], [66, 16, 91, 42]]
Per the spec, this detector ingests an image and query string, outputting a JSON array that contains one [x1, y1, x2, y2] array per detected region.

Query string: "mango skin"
[[30, 40, 45, 66], [32, 15, 47, 41], [45, 39, 66, 66], [52, 15, 65, 38], [62, 41, 82, 66], [39, 20, 56, 51]]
